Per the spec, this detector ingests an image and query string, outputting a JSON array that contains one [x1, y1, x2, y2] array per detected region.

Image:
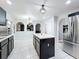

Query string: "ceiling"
[[0, 0, 79, 20]]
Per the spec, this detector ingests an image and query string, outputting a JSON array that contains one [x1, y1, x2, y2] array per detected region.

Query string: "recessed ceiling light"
[[6, 0, 12, 5], [66, 0, 71, 5]]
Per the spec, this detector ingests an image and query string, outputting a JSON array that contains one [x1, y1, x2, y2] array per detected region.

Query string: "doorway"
[[16, 22, 24, 31], [35, 24, 41, 33]]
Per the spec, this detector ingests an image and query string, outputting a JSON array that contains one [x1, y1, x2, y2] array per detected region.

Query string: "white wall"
[[45, 17, 54, 35], [41, 16, 58, 43], [41, 17, 54, 35], [46, 18, 54, 35], [54, 16, 58, 42], [41, 16, 58, 41], [6, 13, 15, 34]]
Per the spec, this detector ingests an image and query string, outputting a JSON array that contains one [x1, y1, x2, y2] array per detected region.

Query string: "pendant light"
[[40, 4, 46, 14]]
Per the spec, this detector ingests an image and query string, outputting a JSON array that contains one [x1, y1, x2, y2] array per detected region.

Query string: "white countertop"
[[34, 33, 55, 39], [0, 34, 14, 42]]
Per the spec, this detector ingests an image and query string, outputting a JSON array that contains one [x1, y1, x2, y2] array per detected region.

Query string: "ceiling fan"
[[37, 0, 50, 14], [28, 0, 56, 14], [30, 0, 57, 8]]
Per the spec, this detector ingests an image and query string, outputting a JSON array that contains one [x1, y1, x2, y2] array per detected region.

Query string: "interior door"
[[36, 24, 41, 33]]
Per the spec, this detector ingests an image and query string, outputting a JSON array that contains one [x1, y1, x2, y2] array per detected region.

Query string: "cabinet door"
[[8, 36, 14, 55], [36, 41, 40, 56], [33, 36, 35, 46], [8, 39, 12, 55], [11, 38, 14, 50], [40, 38, 55, 59], [1, 43, 8, 59]]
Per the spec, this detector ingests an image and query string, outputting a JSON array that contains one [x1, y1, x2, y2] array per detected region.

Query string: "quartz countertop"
[[34, 33, 55, 39], [0, 34, 14, 42]]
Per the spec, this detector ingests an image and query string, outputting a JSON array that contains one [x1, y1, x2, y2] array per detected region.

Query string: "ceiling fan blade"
[[27, 0, 59, 9], [32, 2, 41, 6]]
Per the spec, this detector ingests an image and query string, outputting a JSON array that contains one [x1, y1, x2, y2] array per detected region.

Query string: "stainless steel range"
[[63, 12, 79, 59]]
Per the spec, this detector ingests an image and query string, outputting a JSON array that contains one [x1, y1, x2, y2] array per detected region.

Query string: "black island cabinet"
[[33, 34, 55, 59]]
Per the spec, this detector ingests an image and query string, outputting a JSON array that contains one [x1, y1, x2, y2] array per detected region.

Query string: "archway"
[[58, 19, 65, 42], [35, 24, 41, 33], [16, 22, 24, 31], [27, 23, 33, 31]]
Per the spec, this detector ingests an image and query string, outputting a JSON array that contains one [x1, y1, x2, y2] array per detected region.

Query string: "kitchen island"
[[33, 33, 55, 59], [0, 34, 14, 59]]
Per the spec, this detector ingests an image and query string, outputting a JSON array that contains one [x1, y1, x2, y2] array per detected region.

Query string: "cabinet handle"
[[47, 43, 50, 47]]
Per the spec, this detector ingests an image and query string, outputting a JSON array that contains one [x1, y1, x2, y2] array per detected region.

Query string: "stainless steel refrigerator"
[[63, 12, 79, 59]]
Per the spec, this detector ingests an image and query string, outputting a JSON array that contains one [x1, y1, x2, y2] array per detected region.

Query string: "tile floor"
[[7, 40, 74, 59]]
